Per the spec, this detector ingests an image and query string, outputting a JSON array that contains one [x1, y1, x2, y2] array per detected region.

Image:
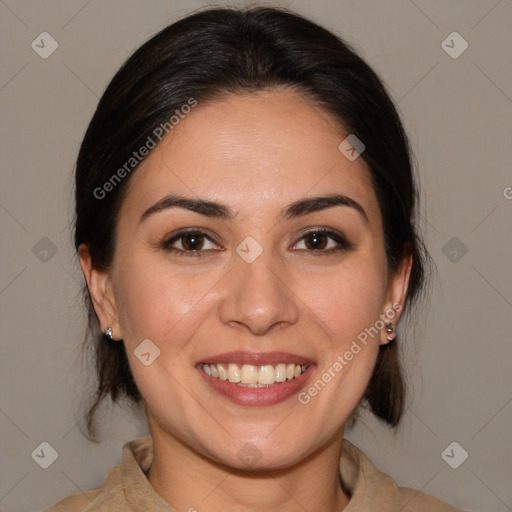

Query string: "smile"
[[202, 363, 309, 386], [197, 351, 314, 405]]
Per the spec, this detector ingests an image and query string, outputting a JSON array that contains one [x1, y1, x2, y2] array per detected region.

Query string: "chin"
[[203, 435, 313, 473]]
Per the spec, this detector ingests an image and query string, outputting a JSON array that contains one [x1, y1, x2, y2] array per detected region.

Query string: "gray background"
[[1, 1, 511, 511]]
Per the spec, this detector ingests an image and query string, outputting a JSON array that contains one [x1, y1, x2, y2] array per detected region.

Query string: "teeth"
[[241, 364, 258, 384], [275, 363, 287, 383], [227, 363, 241, 383], [258, 365, 275, 385], [202, 362, 308, 386], [217, 364, 228, 380]]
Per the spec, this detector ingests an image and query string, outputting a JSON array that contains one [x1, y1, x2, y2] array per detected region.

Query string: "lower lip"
[[197, 365, 314, 406]]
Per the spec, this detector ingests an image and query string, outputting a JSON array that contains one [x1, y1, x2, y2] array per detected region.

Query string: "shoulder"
[[43, 465, 126, 511], [398, 486, 466, 511], [44, 436, 155, 512], [340, 439, 465, 512]]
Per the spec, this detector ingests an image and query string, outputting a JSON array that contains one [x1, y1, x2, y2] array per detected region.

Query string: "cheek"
[[299, 262, 386, 345], [113, 256, 215, 348], [112, 258, 212, 414], [296, 258, 386, 411]]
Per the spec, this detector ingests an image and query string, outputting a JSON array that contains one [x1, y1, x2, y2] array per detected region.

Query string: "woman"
[[47, 6, 463, 511]]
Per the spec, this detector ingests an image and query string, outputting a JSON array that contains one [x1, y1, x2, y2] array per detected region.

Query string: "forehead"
[[121, 89, 381, 226]]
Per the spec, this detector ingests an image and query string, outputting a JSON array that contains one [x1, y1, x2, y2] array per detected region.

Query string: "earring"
[[104, 327, 113, 339], [385, 322, 396, 342]]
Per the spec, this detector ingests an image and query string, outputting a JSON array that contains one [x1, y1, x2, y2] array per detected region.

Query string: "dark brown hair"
[[74, 6, 433, 441]]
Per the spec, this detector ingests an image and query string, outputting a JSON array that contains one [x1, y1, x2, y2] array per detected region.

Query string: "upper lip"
[[198, 351, 313, 366]]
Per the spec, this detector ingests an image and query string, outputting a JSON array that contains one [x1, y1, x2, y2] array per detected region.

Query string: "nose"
[[218, 247, 300, 336]]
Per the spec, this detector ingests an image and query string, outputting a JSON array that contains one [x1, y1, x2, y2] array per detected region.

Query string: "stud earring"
[[385, 322, 396, 342], [104, 327, 113, 339]]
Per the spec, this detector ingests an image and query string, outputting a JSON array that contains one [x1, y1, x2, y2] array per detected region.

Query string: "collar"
[[120, 435, 399, 510]]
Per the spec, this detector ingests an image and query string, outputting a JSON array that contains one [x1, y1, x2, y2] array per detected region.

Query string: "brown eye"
[[292, 229, 353, 254], [162, 229, 220, 257], [180, 233, 205, 251], [304, 232, 329, 250]]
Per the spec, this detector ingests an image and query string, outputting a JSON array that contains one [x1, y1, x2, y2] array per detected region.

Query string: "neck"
[[147, 427, 350, 512]]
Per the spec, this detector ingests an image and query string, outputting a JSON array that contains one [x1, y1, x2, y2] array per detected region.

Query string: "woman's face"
[[84, 89, 410, 470]]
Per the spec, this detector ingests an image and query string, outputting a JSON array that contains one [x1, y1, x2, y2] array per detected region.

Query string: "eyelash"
[[161, 227, 353, 258]]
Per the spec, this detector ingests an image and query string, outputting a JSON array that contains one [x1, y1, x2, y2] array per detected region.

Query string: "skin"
[[79, 89, 412, 512]]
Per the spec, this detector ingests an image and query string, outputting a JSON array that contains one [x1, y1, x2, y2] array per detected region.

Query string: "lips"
[[198, 351, 313, 366], [196, 351, 315, 406]]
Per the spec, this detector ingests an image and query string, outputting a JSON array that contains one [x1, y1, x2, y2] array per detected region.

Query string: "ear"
[[379, 249, 413, 346], [78, 243, 121, 340]]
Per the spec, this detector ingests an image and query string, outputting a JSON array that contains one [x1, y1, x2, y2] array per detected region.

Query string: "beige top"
[[45, 436, 464, 511]]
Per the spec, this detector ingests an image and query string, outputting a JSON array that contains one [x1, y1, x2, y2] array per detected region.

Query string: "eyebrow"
[[139, 193, 369, 226]]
